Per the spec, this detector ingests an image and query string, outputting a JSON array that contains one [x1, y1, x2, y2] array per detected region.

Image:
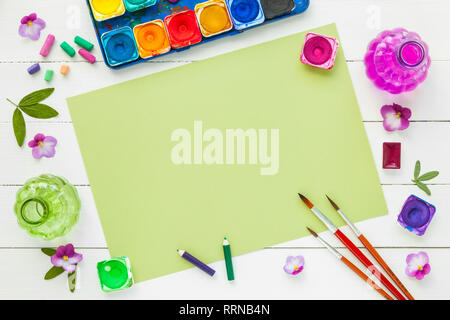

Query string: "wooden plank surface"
[[0, 0, 448, 299]]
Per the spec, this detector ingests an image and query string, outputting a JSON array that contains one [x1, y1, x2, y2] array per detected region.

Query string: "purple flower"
[[51, 244, 83, 273], [28, 133, 57, 159], [381, 103, 411, 132], [19, 13, 46, 40], [283, 255, 305, 275], [405, 251, 431, 280]]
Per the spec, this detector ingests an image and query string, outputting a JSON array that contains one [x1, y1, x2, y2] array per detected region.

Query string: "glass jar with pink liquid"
[[364, 28, 431, 94]]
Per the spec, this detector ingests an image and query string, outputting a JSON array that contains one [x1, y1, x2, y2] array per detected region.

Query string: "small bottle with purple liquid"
[[364, 28, 431, 94]]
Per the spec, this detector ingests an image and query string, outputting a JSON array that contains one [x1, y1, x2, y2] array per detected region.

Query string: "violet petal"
[[62, 262, 76, 273], [31, 147, 44, 159], [415, 272, 425, 280], [422, 263, 431, 275], [51, 255, 64, 267], [55, 245, 66, 258], [28, 140, 38, 148], [64, 244, 75, 257], [68, 253, 83, 265], [383, 112, 402, 131], [398, 117, 410, 130], [401, 107, 412, 120], [416, 251, 429, 265], [34, 133, 46, 142], [380, 105, 395, 118]]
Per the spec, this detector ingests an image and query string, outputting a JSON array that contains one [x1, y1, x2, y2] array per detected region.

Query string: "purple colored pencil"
[[177, 249, 215, 276]]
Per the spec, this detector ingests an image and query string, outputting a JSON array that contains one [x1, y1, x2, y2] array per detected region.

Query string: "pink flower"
[[405, 251, 431, 280], [381, 103, 411, 132], [28, 133, 57, 159], [19, 13, 46, 40], [51, 244, 83, 273], [283, 255, 305, 275]]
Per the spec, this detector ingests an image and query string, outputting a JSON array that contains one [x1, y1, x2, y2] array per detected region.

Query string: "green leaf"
[[19, 88, 55, 107], [418, 171, 439, 182], [41, 248, 57, 256], [12, 108, 25, 147], [414, 160, 421, 179], [68, 267, 77, 293], [19, 104, 59, 119], [415, 181, 431, 196], [44, 266, 65, 280]]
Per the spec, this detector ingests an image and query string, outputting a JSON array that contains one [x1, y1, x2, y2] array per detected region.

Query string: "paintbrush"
[[326, 195, 414, 300], [298, 193, 405, 300], [307, 227, 393, 300]]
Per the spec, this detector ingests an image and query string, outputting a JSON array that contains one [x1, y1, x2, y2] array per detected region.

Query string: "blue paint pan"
[[101, 27, 140, 66], [226, 0, 265, 30]]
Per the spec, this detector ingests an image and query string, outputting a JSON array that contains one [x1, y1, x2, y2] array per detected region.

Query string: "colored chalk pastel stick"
[[60, 64, 70, 75], [44, 69, 54, 82], [74, 36, 94, 51], [177, 249, 215, 276], [27, 63, 40, 75], [40, 34, 55, 57], [79, 49, 96, 64], [60, 41, 76, 57]]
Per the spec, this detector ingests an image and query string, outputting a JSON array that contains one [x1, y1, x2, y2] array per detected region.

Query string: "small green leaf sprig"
[[41, 248, 78, 293], [6, 88, 59, 147], [412, 160, 439, 196]]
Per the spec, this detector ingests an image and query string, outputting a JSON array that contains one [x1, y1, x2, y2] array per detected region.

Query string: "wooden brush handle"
[[340, 256, 393, 300], [359, 234, 414, 300], [334, 229, 405, 300]]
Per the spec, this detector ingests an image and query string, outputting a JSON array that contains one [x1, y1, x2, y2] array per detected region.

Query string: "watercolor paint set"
[[85, 0, 309, 68]]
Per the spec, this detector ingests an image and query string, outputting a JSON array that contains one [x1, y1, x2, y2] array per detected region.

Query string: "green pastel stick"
[[223, 237, 234, 281], [44, 69, 54, 82], [60, 41, 76, 57], [74, 36, 94, 51]]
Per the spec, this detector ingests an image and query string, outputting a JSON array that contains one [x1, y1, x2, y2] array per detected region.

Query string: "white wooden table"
[[1, 0, 449, 300]]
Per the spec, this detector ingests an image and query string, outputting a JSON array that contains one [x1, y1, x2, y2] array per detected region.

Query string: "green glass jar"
[[14, 174, 81, 240]]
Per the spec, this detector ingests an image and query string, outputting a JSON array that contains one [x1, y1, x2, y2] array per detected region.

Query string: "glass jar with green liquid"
[[14, 174, 81, 240]]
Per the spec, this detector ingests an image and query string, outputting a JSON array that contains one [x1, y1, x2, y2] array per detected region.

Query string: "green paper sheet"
[[68, 23, 387, 283]]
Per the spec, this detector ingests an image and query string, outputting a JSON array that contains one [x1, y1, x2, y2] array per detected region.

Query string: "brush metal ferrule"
[[316, 235, 342, 259], [311, 207, 338, 233], [337, 209, 361, 236]]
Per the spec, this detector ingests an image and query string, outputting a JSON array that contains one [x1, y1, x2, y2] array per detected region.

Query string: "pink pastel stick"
[[40, 34, 55, 57], [78, 49, 96, 64]]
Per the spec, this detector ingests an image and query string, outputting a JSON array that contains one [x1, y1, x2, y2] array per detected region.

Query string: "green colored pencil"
[[223, 237, 234, 281]]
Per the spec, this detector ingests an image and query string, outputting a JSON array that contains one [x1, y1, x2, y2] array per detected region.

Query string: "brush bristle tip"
[[326, 195, 339, 210], [306, 227, 318, 237]]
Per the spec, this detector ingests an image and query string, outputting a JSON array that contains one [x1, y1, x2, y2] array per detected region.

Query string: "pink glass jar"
[[364, 28, 431, 94]]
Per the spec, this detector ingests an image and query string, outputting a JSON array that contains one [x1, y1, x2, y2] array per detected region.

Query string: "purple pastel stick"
[[177, 249, 215, 276], [27, 63, 40, 74]]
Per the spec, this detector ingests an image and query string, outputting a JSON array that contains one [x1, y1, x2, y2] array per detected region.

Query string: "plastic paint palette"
[[86, 0, 310, 69]]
